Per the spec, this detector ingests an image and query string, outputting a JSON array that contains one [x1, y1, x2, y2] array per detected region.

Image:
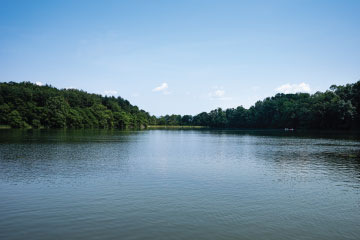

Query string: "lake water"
[[0, 129, 360, 240]]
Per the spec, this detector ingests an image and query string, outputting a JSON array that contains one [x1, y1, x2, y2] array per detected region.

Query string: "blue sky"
[[1, 0, 359, 116]]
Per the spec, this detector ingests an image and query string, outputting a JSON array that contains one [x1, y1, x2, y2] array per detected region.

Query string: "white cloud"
[[214, 90, 225, 97], [152, 82, 168, 92], [276, 82, 311, 94], [35, 81, 43, 86], [104, 90, 118, 96], [209, 88, 231, 101], [152, 82, 170, 94]]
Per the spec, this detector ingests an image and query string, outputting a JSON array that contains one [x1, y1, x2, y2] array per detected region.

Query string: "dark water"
[[0, 129, 360, 240]]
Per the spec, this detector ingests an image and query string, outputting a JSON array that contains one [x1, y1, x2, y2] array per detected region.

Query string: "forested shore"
[[0, 80, 359, 130], [158, 80, 360, 130], [0, 82, 153, 129]]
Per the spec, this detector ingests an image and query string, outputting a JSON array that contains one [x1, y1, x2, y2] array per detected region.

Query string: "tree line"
[[0, 82, 154, 128], [0, 80, 359, 129], [155, 80, 360, 130]]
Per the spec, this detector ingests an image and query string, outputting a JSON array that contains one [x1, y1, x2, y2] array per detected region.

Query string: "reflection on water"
[[0, 129, 360, 240]]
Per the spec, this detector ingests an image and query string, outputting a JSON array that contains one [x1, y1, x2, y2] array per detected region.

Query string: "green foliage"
[[0, 82, 152, 129], [66, 109, 84, 128], [45, 96, 69, 128], [8, 110, 30, 128], [155, 80, 360, 130], [1, 80, 359, 130], [0, 103, 10, 122], [31, 119, 42, 128]]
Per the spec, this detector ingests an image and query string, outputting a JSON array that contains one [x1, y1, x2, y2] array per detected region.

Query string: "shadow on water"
[[0, 128, 142, 144], [0, 129, 143, 183], [181, 128, 360, 140]]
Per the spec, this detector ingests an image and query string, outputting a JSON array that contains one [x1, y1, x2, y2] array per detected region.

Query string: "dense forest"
[[156, 80, 360, 130], [0, 82, 155, 129], [0, 80, 359, 130]]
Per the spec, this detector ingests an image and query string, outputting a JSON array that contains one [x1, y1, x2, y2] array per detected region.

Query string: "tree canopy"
[[1, 80, 359, 130], [155, 80, 360, 130], [0, 82, 155, 129]]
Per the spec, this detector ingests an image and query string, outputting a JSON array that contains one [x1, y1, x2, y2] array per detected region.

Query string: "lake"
[[0, 129, 360, 240]]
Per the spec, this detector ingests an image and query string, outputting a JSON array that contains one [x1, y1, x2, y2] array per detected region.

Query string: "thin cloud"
[[152, 82, 168, 92], [104, 90, 118, 96], [35, 81, 43, 86], [209, 89, 232, 101], [252, 86, 260, 91], [152, 82, 170, 94], [213, 90, 225, 97], [276, 82, 311, 94]]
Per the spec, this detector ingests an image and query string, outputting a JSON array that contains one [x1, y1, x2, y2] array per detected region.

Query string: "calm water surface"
[[0, 129, 360, 240]]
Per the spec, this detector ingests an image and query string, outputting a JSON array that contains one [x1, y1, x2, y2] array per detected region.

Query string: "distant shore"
[[147, 125, 206, 129]]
